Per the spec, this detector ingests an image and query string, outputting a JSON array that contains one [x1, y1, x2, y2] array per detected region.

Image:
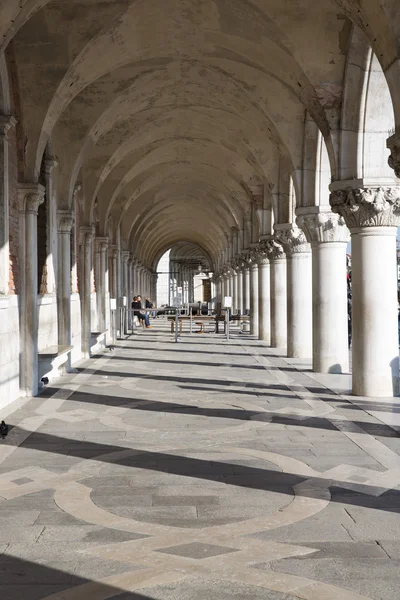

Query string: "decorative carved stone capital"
[[18, 183, 45, 215], [255, 240, 270, 266], [44, 157, 58, 176], [57, 210, 74, 234], [95, 236, 108, 253], [275, 226, 311, 255], [387, 131, 400, 178], [247, 247, 260, 267], [296, 212, 350, 244], [0, 115, 17, 138], [264, 239, 285, 261], [79, 226, 95, 246], [330, 186, 400, 228], [121, 250, 130, 264]]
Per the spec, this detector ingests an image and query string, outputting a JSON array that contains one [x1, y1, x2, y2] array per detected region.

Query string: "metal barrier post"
[[226, 308, 230, 342], [189, 307, 193, 334]]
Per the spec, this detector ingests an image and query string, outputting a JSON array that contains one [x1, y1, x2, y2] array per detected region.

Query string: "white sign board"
[[110, 298, 117, 310], [224, 296, 232, 308], [122, 296, 127, 307]]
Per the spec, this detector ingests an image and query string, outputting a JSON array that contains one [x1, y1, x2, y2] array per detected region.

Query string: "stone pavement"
[[1, 319, 400, 599]]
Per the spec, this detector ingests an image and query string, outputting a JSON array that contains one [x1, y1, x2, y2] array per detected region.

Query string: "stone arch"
[[340, 25, 396, 182]]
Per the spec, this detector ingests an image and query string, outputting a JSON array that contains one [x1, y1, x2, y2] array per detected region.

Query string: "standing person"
[[132, 295, 151, 328]]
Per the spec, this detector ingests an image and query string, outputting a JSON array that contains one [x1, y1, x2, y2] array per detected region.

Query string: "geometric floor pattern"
[[1, 319, 400, 599]]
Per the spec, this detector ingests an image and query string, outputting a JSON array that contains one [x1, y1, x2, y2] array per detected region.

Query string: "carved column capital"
[[263, 237, 285, 261], [0, 115, 17, 138], [44, 157, 58, 176], [79, 226, 95, 246], [275, 225, 311, 255], [121, 250, 130, 264], [18, 183, 45, 215], [57, 210, 74, 234], [330, 186, 400, 228], [95, 236, 108, 253], [296, 211, 350, 244]]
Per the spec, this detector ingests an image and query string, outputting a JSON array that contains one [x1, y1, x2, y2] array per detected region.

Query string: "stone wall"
[[0, 296, 20, 409], [37, 295, 58, 352]]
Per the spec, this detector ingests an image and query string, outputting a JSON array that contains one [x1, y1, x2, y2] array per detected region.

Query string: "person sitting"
[[145, 297, 157, 318], [132, 295, 151, 328]]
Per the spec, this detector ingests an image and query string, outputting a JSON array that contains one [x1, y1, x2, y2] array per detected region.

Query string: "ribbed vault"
[[3, 0, 400, 271]]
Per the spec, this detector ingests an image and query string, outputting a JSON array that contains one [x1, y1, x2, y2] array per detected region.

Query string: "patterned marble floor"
[[1, 319, 400, 599]]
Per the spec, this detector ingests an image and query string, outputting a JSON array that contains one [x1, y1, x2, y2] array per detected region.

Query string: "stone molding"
[[275, 225, 311, 255], [57, 210, 74, 234], [18, 183, 45, 215], [387, 131, 400, 178], [296, 212, 349, 244], [330, 186, 400, 228]]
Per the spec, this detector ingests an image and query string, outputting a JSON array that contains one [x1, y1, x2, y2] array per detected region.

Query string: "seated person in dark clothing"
[[132, 295, 151, 328]]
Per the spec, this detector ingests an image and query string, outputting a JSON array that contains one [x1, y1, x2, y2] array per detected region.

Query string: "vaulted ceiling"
[[2, 0, 400, 268]]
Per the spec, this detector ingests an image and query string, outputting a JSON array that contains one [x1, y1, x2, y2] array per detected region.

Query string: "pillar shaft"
[[276, 226, 312, 359], [58, 212, 75, 348], [258, 258, 271, 343], [352, 228, 399, 395], [237, 270, 243, 313], [270, 256, 287, 348], [243, 266, 250, 313], [80, 227, 94, 358], [250, 261, 259, 336], [330, 185, 400, 395], [298, 212, 350, 374]]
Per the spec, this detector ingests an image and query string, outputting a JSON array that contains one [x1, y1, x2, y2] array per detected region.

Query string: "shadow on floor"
[[2, 427, 399, 514], [0, 554, 156, 600]]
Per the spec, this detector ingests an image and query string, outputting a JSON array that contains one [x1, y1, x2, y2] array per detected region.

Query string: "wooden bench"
[[38, 345, 73, 381]]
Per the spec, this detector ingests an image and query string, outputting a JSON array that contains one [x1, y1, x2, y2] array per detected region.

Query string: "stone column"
[[237, 267, 243, 314], [249, 252, 259, 336], [242, 258, 251, 313], [0, 116, 16, 295], [331, 186, 400, 396], [95, 237, 108, 333], [18, 184, 45, 396], [79, 226, 94, 358], [277, 226, 312, 359], [127, 257, 133, 305], [257, 249, 271, 343], [109, 245, 118, 301], [57, 211, 75, 348], [232, 268, 239, 313], [44, 158, 58, 294], [298, 212, 349, 374], [267, 239, 287, 349]]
